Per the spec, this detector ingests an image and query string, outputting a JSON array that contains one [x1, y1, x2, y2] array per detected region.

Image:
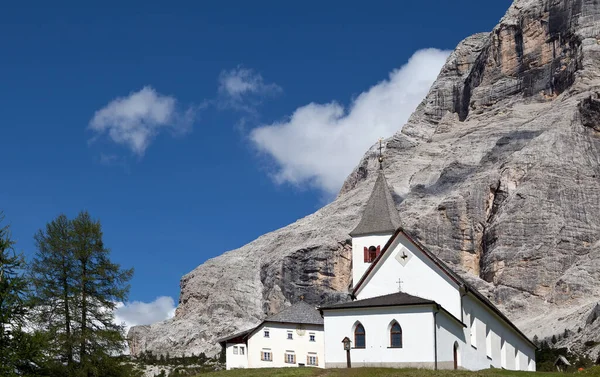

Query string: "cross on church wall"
[[396, 278, 404, 292]]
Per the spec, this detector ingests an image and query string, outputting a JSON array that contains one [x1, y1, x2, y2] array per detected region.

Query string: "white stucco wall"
[[461, 294, 536, 371], [323, 306, 436, 368], [355, 233, 462, 319], [435, 309, 467, 370], [345, 231, 536, 371], [352, 233, 393, 286], [323, 301, 533, 371], [246, 322, 324, 369], [225, 342, 248, 370]]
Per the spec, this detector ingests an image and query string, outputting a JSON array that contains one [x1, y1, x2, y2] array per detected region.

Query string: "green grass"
[[197, 367, 600, 377]]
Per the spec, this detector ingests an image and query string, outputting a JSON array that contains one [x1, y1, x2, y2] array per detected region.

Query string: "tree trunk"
[[80, 262, 87, 369], [63, 266, 73, 366]]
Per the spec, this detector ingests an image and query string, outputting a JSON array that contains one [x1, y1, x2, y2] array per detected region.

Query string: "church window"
[[390, 322, 403, 348], [233, 346, 238, 355], [354, 323, 366, 348], [240, 346, 245, 355], [287, 331, 293, 340], [264, 330, 270, 338], [363, 246, 381, 263], [309, 333, 316, 342], [515, 348, 520, 370], [307, 354, 318, 366], [285, 352, 296, 364], [261, 350, 272, 361]]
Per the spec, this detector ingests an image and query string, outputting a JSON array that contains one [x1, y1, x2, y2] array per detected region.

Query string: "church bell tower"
[[349, 140, 401, 287]]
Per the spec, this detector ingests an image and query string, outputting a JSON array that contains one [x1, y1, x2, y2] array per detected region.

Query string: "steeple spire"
[[349, 143, 401, 237]]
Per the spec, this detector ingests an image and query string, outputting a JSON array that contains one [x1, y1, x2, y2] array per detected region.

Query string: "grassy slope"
[[198, 367, 600, 377]]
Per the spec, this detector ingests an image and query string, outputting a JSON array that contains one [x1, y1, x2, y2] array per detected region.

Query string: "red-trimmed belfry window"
[[363, 245, 381, 263]]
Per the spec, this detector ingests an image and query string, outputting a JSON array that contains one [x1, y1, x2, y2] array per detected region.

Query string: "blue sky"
[[1, 1, 511, 327]]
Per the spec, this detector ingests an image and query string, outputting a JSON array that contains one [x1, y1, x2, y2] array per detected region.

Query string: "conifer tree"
[[0, 215, 29, 376], [31, 211, 134, 376], [31, 214, 76, 369]]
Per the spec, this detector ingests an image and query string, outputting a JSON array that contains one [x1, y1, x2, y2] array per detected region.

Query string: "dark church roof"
[[264, 300, 324, 326], [319, 291, 464, 326], [349, 169, 401, 237], [319, 291, 434, 310]]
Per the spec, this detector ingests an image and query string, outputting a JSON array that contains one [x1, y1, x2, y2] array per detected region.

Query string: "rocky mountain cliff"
[[129, 0, 600, 359]]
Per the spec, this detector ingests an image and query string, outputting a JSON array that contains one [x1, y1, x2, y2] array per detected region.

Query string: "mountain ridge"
[[128, 0, 600, 359]]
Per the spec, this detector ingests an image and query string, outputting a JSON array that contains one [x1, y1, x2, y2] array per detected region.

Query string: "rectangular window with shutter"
[[285, 353, 295, 364], [307, 354, 318, 366], [261, 351, 272, 361]]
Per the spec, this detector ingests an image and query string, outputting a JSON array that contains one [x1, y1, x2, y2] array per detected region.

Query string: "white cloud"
[[89, 87, 195, 156], [218, 66, 281, 112], [114, 296, 176, 334], [250, 48, 450, 195]]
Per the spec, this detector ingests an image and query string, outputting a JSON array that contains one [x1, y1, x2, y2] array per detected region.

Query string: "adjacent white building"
[[217, 301, 325, 370], [319, 168, 537, 371]]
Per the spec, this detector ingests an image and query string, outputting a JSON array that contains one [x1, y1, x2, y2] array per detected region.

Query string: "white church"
[[219, 161, 536, 371]]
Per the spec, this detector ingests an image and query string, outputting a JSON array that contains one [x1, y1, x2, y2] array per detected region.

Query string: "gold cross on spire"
[[378, 137, 384, 170]]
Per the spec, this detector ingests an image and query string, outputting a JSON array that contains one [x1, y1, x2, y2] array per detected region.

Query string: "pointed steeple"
[[350, 168, 401, 237]]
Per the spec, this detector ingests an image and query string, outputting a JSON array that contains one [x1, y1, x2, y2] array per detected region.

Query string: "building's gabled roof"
[[216, 327, 255, 345], [350, 227, 537, 349], [216, 301, 323, 346], [320, 291, 434, 310], [264, 300, 324, 326], [554, 355, 571, 366], [349, 169, 401, 237]]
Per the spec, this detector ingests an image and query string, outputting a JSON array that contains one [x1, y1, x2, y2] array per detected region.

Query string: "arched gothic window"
[[390, 322, 402, 348], [354, 323, 366, 348]]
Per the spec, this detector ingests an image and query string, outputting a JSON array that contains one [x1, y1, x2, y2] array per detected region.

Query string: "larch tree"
[[71, 211, 133, 375], [31, 214, 77, 369], [31, 211, 134, 377]]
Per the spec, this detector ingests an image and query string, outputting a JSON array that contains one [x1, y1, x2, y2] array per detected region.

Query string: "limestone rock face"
[[129, 0, 600, 358]]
